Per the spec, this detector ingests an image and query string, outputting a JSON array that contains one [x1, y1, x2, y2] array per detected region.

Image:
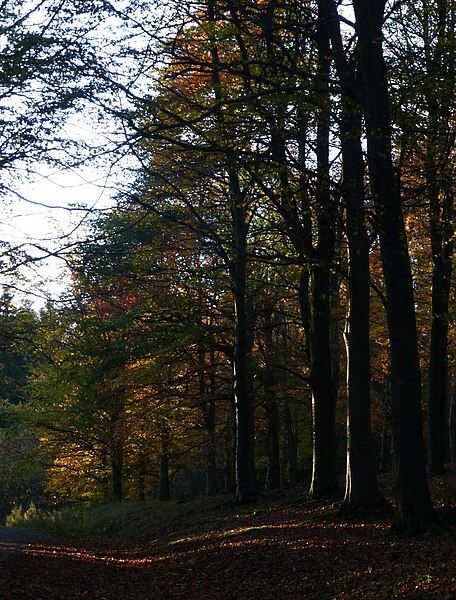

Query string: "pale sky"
[[0, 160, 121, 308]]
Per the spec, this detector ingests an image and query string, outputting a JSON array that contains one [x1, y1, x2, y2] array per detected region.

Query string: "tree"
[[388, 0, 455, 473], [0, 1, 114, 184], [352, 0, 437, 534], [129, 1, 271, 502], [30, 203, 238, 503], [318, 0, 384, 513], [0, 295, 46, 517]]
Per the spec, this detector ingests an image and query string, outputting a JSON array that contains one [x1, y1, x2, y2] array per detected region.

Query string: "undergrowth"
[[6, 471, 456, 544], [5, 494, 234, 541]]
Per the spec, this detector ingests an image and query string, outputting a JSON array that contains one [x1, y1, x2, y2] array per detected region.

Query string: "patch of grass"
[[5, 494, 234, 542], [6, 502, 92, 537]]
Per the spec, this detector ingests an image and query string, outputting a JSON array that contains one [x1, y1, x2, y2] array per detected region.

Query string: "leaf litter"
[[2, 474, 456, 599]]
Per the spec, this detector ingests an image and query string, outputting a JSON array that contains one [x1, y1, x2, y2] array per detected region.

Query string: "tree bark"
[[308, 9, 338, 498], [110, 407, 124, 502], [137, 452, 146, 501], [283, 403, 299, 486], [259, 5, 337, 497], [158, 427, 170, 501], [424, 5, 455, 473], [199, 346, 219, 496], [308, 263, 338, 497], [318, 0, 384, 511], [449, 376, 456, 462], [352, 0, 437, 534], [224, 407, 236, 494], [207, 0, 256, 504], [263, 305, 281, 491], [232, 175, 257, 503], [205, 399, 218, 496], [427, 185, 453, 472], [341, 116, 384, 512]]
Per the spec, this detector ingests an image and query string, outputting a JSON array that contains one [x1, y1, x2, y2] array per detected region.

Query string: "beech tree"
[[0, 295, 45, 516], [0, 1, 116, 182], [129, 2, 268, 502], [351, 0, 437, 534], [388, 1, 455, 473], [5, 0, 456, 539], [317, 0, 384, 513]]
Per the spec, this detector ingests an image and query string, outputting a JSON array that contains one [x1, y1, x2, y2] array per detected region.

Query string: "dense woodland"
[[0, 0, 454, 538]]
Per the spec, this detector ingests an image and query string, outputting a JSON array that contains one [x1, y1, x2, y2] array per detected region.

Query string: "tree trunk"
[[341, 116, 384, 511], [265, 398, 281, 491], [317, 3, 384, 510], [110, 408, 124, 502], [158, 428, 170, 501], [263, 306, 281, 491], [224, 407, 236, 494], [205, 396, 218, 496], [137, 452, 146, 501], [262, 6, 337, 497], [207, 0, 256, 503], [427, 187, 453, 472], [284, 403, 299, 486], [353, 0, 437, 535], [308, 9, 338, 498], [449, 376, 456, 462], [308, 263, 338, 497], [330, 265, 341, 410], [424, 4, 455, 471], [232, 187, 257, 503], [200, 346, 219, 496], [111, 444, 123, 502]]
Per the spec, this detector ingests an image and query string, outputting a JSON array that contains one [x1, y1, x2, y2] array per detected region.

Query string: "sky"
[[0, 0, 147, 309], [0, 159, 119, 308]]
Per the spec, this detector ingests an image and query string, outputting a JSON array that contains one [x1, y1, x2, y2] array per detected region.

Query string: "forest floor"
[[2, 473, 456, 599]]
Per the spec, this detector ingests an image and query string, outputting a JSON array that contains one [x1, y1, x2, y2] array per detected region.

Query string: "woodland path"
[[0, 526, 153, 600], [1, 489, 456, 600]]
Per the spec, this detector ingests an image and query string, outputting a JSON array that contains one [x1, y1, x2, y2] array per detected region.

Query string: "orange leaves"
[[93, 294, 139, 319]]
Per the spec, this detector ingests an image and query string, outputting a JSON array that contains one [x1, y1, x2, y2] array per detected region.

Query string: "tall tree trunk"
[[265, 397, 281, 491], [308, 9, 337, 498], [232, 178, 257, 503], [260, 5, 337, 496], [111, 407, 124, 502], [207, 0, 256, 504], [352, 0, 436, 535], [308, 264, 338, 497], [318, 0, 384, 510], [449, 376, 456, 462], [263, 305, 281, 491], [280, 318, 299, 486], [224, 406, 236, 494], [424, 5, 455, 473], [111, 445, 123, 502], [283, 402, 299, 486], [205, 399, 218, 496], [427, 185, 453, 472], [137, 452, 146, 501], [330, 265, 341, 409], [200, 346, 219, 496], [158, 427, 170, 501], [341, 119, 384, 512]]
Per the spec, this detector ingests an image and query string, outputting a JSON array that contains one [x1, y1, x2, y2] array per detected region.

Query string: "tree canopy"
[[0, 0, 454, 537]]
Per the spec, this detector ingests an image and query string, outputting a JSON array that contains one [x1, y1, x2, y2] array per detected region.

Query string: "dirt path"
[[0, 525, 58, 545], [1, 506, 456, 600], [0, 527, 153, 600]]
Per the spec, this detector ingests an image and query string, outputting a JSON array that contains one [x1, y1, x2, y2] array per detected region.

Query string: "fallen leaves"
[[2, 477, 456, 599]]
